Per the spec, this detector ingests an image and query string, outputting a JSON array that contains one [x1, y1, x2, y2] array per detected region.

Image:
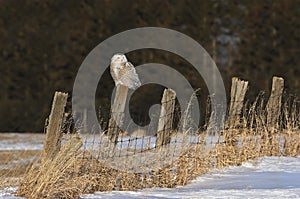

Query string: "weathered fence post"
[[42, 91, 68, 162], [108, 85, 128, 144], [266, 76, 284, 130], [156, 89, 176, 148], [228, 77, 249, 129]]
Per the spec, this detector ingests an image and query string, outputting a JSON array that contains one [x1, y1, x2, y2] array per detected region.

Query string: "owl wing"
[[119, 62, 141, 89]]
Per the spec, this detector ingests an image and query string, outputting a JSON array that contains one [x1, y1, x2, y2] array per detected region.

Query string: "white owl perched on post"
[[110, 53, 141, 90]]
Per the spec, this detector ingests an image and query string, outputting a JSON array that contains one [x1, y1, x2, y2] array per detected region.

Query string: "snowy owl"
[[110, 53, 141, 90]]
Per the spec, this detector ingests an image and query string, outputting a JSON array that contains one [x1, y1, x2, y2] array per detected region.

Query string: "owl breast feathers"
[[110, 54, 141, 90]]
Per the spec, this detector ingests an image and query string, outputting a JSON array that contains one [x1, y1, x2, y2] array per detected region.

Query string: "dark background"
[[0, 0, 299, 132]]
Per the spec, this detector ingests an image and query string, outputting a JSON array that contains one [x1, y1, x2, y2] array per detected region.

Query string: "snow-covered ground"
[[0, 133, 44, 151], [0, 133, 299, 198], [0, 187, 20, 199], [80, 156, 300, 199]]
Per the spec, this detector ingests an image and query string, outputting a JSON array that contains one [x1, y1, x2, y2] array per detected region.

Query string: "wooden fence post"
[[266, 76, 284, 130], [42, 91, 68, 162], [156, 89, 176, 148], [228, 77, 249, 129], [108, 85, 128, 144]]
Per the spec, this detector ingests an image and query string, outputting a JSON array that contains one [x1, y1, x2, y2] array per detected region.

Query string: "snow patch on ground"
[[1, 157, 300, 199], [0, 133, 44, 151], [0, 187, 21, 199], [0, 133, 299, 199], [81, 156, 300, 199]]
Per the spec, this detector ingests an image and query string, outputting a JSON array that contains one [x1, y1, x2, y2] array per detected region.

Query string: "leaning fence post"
[[156, 88, 176, 148], [108, 85, 128, 144], [266, 76, 284, 131], [42, 91, 68, 162], [228, 77, 249, 129]]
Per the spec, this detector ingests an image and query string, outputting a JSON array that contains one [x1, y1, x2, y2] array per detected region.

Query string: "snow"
[[80, 134, 216, 173], [81, 134, 218, 152], [0, 133, 44, 151], [1, 156, 299, 199], [80, 156, 300, 199], [0, 187, 21, 199], [1, 133, 299, 198]]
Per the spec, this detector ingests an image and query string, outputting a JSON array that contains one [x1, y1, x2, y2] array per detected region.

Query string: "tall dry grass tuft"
[[17, 136, 83, 199]]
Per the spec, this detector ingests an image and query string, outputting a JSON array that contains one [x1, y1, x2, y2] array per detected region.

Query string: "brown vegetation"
[[16, 94, 300, 198], [16, 129, 299, 199], [2, 80, 300, 198]]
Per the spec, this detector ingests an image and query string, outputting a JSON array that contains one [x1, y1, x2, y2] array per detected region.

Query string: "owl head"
[[111, 53, 127, 64]]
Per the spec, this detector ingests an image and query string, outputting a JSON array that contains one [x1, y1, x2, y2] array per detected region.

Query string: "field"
[[1, 1, 299, 198], [0, 130, 299, 199], [0, 133, 44, 189], [1, 78, 300, 199]]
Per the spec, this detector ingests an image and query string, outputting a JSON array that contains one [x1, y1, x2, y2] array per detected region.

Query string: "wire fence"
[[17, 78, 300, 198], [59, 89, 300, 174]]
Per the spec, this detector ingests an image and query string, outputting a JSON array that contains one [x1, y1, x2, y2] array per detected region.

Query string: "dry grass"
[[0, 134, 42, 188], [16, 129, 299, 199], [0, 150, 40, 177], [10, 96, 300, 198]]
